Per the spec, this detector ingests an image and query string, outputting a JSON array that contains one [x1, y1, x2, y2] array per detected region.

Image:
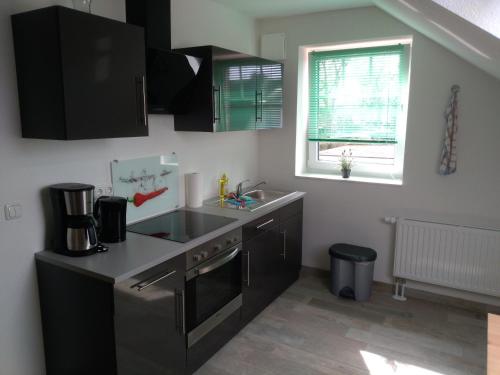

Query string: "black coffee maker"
[[94, 196, 127, 243], [49, 183, 101, 256]]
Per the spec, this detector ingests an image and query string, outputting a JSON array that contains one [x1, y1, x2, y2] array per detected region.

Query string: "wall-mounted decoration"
[[439, 85, 460, 175], [111, 154, 179, 224]]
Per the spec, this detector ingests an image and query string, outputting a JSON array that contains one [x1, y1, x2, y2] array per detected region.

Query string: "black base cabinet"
[[36, 199, 303, 375], [114, 255, 186, 375], [242, 225, 283, 325], [36, 254, 186, 375], [242, 199, 303, 325], [280, 213, 303, 292]]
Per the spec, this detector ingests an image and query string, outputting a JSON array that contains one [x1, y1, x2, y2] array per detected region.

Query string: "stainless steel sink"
[[242, 189, 283, 200], [205, 190, 295, 212]]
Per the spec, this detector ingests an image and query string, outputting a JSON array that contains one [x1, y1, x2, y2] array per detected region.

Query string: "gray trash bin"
[[329, 243, 377, 302]]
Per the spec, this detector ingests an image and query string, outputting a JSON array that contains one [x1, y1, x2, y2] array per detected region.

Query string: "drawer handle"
[[256, 218, 274, 230], [133, 270, 177, 292]]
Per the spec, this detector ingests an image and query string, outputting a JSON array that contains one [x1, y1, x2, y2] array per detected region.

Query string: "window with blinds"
[[307, 45, 405, 143]]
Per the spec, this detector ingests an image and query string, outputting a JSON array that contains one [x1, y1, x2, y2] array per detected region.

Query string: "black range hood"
[[126, 0, 201, 114]]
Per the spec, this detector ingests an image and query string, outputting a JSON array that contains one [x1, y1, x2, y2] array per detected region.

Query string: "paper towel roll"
[[185, 173, 203, 208]]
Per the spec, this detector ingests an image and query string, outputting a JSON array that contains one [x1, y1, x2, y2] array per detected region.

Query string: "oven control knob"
[[233, 237, 239, 243], [193, 254, 202, 262], [213, 244, 222, 251], [226, 239, 233, 245], [201, 251, 209, 258]]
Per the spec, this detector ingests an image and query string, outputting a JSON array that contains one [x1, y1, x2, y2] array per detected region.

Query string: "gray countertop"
[[35, 191, 306, 283]]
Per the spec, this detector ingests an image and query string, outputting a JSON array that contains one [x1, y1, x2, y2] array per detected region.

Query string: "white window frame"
[[296, 37, 413, 184]]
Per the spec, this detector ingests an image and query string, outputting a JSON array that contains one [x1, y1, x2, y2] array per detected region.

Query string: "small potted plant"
[[339, 149, 353, 178]]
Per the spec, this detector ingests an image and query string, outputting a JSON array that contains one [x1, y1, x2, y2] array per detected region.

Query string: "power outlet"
[[4, 203, 22, 221], [95, 185, 113, 199]]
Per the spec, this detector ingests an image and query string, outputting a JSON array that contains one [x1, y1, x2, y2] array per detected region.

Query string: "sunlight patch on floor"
[[360, 350, 446, 375]]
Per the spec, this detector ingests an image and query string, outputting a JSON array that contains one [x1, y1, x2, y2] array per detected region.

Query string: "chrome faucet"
[[235, 179, 250, 197], [235, 180, 267, 197], [248, 180, 267, 192]]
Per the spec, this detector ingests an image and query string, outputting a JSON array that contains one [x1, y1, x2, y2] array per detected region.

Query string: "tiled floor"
[[196, 268, 490, 375]]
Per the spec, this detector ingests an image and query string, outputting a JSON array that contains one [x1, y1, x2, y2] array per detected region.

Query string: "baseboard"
[[300, 265, 500, 314]]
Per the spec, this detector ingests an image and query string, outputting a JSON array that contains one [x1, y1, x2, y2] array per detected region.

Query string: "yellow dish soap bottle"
[[218, 173, 229, 203]]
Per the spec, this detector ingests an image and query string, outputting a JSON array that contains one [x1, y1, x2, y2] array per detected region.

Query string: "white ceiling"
[[210, 0, 372, 18]]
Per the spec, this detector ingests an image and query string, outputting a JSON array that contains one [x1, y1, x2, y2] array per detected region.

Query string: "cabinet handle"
[[175, 289, 186, 335], [259, 90, 263, 122], [256, 218, 274, 230], [246, 252, 250, 287], [180, 289, 186, 334], [141, 75, 148, 127], [175, 289, 181, 333], [213, 85, 221, 123], [281, 230, 287, 260], [132, 270, 176, 292], [255, 91, 263, 121], [136, 75, 148, 127]]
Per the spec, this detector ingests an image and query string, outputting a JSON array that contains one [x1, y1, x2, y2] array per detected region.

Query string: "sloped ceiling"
[[373, 0, 500, 80], [431, 0, 500, 38], [212, 0, 500, 80]]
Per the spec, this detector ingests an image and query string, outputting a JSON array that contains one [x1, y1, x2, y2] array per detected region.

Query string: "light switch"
[[4, 204, 22, 220]]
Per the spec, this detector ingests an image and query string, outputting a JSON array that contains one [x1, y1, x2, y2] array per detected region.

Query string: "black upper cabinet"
[[172, 45, 283, 132], [11, 6, 148, 140]]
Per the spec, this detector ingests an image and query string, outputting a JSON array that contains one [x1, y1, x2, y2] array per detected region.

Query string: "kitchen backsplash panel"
[[111, 153, 179, 224]]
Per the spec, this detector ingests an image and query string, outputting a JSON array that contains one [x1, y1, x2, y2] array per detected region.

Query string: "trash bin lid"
[[329, 243, 377, 262]]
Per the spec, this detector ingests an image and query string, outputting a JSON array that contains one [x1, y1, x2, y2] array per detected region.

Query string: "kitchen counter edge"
[[35, 192, 306, 284]]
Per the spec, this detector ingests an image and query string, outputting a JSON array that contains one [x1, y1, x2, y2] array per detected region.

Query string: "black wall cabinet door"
[[12, 6, 148, 140], [256, 59, 283, 130]]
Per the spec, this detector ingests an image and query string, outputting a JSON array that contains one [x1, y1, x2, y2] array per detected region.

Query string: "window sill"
[[295, 171, 403, 186]]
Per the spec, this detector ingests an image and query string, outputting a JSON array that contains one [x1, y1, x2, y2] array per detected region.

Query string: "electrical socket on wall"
[[95, 186, 113, 199], [4, 203, 22, 221]]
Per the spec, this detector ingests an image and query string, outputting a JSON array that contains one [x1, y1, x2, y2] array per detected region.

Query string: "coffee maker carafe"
[[49, 183, 101, 256]]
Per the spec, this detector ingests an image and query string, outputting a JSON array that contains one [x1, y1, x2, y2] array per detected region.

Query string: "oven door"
[[185, 244, 242, 347]]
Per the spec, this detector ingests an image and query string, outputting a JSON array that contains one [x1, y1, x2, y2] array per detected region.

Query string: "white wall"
[[257, 7, 500, 304], [171, 0, 257, 53], [0, 0, 257, 374]]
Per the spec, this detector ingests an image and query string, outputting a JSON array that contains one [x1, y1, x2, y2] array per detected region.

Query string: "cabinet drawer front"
[[114, 253, 186, 375], [243, 211, 280, 241], [119, 253, 186, 289], [280, 199, 303, 222]]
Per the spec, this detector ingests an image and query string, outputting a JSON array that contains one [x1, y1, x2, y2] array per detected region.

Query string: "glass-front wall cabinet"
[[214, 56, 283, 132], [173, 46, 283, 133]]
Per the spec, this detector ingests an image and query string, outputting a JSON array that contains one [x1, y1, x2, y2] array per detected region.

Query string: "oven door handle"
[[197, 247, 240, 276]]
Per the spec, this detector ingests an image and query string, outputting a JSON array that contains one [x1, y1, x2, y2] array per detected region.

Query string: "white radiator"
[[393, 218, 500, 297]]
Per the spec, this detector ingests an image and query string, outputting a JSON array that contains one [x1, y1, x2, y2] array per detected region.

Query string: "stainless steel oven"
[[184, 228, 243, 372], [185, 244, 241, 347]]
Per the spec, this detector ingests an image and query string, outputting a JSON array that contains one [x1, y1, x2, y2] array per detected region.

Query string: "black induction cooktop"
[[127, 210, 237, 243]]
